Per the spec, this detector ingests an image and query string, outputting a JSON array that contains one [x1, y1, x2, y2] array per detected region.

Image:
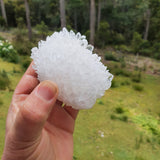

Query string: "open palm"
[[2, 62, 78, 160]]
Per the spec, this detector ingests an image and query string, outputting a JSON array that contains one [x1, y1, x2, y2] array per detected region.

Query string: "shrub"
[[21, 58, 31, 70], [12, 28, 35, 55], [122, 70, 132, 77], [117, 45, 132, 53], [139, 48, 152, 57], [154, 52, 160, 60], [112, 68, 132, 77], [131, 32, 143, 54], [110, 114, 117, 120], [0, 16, 6, 27], [120, 115, 128, 122], [131, 71, 142, 83], [104, 52, 118, 61], [97, 99, 104, 105], [16, 17, 25, 28], [12, 67, 20, 73], [0, 40, 19, 63], [0, 70, 10, 90], [115, 107, 124, 114], [110, 114, 128, 122], [95, 22, 111, 47], [113, 32, 125, 45], [120, 57, 126, 68], [133, 84, 144, 91], [73, 156, 78, 160], [35, 21, 49, 39], [121, 80, 130, 86], [111, 79, 119, 88]]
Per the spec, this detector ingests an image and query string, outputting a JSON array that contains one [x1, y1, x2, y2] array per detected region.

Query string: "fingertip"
[[37, 81, 58, 102]]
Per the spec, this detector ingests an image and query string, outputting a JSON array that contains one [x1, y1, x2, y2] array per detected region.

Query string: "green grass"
[[0, 56, 160, 159], [73, 73, 160, 159], [0, 58, 23, 157]]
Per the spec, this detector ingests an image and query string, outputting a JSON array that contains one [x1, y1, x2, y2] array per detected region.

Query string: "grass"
[[73, 71, 160, 159], [0, 55, 160, 159], [0, 58, 22, 157]]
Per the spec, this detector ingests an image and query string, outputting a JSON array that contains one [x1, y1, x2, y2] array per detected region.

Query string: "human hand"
[[2, 62, 79, 160]]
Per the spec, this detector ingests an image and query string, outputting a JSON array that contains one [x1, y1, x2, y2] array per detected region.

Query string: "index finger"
[[14, 61, 39, 95]]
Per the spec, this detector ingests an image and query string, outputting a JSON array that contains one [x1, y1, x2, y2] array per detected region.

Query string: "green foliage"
[[0, 16, 6, 27], [97, 99, 104, 105], [0, 40, 19, 63], [112, 68, 132, 77], [139, 48, 153, 57], [73, 156, 78, 160], [111, 105, 128, 122], [115, 107, 125, 114], [131, 71, 142, 83], [1, 57, 160, 159], [12, 29, 35, 55], [95, 22, 111, 47], [121, 80, 130, 86], [110, 114, 128, 122], [16, 17, 25, 29], [104, 52, 118, 61], [120, 57, 126, 68], [132, 114, 160, 136], [116, 45, 132, 53], [14, 0, 26, 25], [21, 58, 31, 70], [131, 32, 143, 54], [0, 70, 10, 90], [152, 42, 160, 60], [35, 21, 49, 39], [113, 32, 126, 45], [133, 84, 144, 91], [111, 79, 119, 88]]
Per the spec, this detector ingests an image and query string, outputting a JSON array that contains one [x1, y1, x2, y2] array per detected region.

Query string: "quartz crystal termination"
[[31, 28, 113, 109]]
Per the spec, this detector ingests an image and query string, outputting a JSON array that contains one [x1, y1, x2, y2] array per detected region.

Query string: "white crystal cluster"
[[31, 28, 113, 109]]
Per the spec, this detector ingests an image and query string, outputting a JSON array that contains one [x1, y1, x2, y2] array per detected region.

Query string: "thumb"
[[13, 80, 58, 141]]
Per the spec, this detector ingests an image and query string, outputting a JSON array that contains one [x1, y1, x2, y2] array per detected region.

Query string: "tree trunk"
[[112, 0, 117, 8], [89, 0, 96, 45], [24, 0, 32, 40], [0, 0, 8, 26], [97, 0, 101, 29], [60, 0, 66, 28], [144, 9, 151, 40]]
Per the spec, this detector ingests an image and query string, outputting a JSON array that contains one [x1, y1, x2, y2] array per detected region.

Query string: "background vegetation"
[[0, 0, 160, 159]]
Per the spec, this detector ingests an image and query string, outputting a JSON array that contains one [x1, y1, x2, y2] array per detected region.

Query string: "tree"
[[89, 0, 96, 45], [144, 9, 151, 40], [24, 0, 32, 40], [60, 0, 66, 28], [0, 0, 8, 26], [97, 0, 101, 28]]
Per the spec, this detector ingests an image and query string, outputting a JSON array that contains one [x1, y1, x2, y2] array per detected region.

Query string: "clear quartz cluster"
[[31, 28, 113, 109]]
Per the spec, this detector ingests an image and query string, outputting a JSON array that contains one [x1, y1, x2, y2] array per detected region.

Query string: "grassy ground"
[[74, 74, 160, 160], [0, 58, 23, 157], [0, 56, 160, 160]]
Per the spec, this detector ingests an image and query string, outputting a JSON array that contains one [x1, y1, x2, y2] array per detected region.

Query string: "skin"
[[2, 62, 79, 160]]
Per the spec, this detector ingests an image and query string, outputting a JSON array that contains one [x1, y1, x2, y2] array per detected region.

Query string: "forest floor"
[[0, 52, 160, 160]]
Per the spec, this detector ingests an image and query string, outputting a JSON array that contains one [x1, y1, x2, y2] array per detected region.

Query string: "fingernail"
[[37, 81, 57, 101]]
